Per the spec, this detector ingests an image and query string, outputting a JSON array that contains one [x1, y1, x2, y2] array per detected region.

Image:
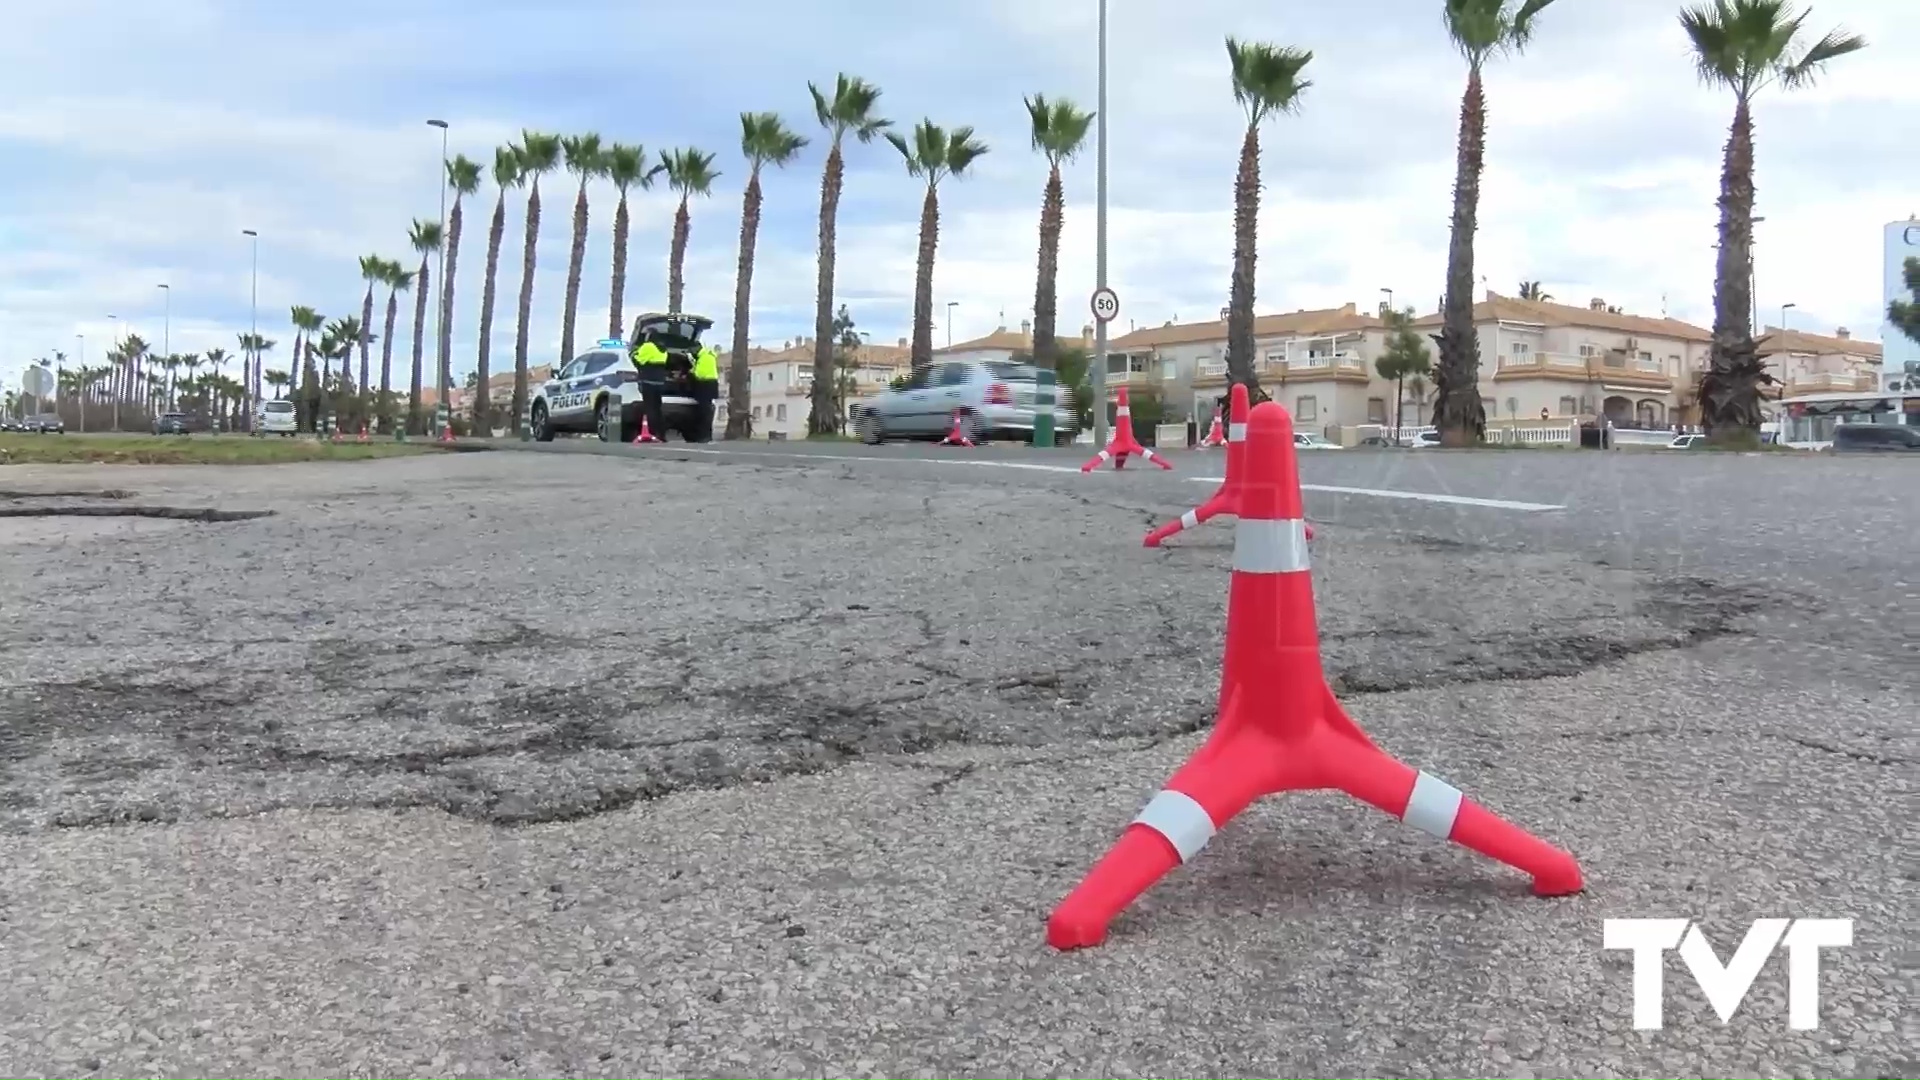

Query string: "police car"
[[529, 339, 639, 442]]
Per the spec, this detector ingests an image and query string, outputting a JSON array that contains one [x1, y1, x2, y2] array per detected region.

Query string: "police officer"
[[631, 325, 670, 437], [690, 343, 721, 441]]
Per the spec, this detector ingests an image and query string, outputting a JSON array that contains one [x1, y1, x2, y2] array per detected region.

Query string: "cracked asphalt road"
[[0, 446, 1913, 1079]]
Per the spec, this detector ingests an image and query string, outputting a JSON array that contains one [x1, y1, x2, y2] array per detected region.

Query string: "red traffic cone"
[[1048, 401, 1582, 951], [330, 426, 342, 443], [632, 415, 660, 444], [1145, 383, 1314, 547], [438, 423, 456, 443], [938, 410, 975, 447], [358, 425, 369, 443], [1081, 385, 1172, 472], [1199, 411, 1226, 448]]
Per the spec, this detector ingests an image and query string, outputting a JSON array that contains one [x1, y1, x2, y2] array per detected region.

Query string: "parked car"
[[1294, 432, 1342, 451], [21, 413, 63, 433], [1831, 423, 1920, 454], [153, 412, 195, 435], [1404, 431, 1443, 449], [1667, 433, 1706, 450], [857, 359, 1078, 444], [254, 399, 299, 436]]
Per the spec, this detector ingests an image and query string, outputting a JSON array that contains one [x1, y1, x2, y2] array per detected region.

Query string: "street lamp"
[[1380, 286, 1394, 315], [428, 119, 451, 430], [945, 301, 957, 348], [156, 283, 171, 356], [1091, 0, 1110, 449], [243, 229, 259, 410]]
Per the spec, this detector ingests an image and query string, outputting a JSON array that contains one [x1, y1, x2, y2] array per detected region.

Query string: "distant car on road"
[[1831, 423, 1920, 454], [1295, 432, 1342, 451], [153, 412, 195, 435], [19, 413, 64, 434], [857, 359, 1078, 445], [254, 399, 298, 436], [1404, 431, 1443, 449], [1667, 433, 1706, 450]]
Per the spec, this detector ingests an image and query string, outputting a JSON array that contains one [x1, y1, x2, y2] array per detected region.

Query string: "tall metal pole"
[[429, 120, 451, 429], [158, 284, 171, 356], [1091, 0, 1110, 449], [244, 230, 259, 413]]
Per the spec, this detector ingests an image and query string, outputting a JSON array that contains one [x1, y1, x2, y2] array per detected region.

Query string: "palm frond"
[[446, 154, 484, 196], [1225, 37, 1314, 125], [408, 218, 444, 254]]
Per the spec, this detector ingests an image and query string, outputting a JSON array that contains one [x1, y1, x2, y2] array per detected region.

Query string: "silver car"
[[856, 359, 1078, 444]]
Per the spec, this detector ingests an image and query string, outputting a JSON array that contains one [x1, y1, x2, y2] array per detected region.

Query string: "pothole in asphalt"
[[0, 491, 272, 522]]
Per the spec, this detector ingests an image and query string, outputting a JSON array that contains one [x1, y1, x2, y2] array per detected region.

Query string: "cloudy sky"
[[1, 0, 1912, 394]]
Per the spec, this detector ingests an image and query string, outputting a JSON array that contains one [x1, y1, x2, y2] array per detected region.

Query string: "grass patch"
[[805, 432, 860, 442], [0, 433, 445, 466]]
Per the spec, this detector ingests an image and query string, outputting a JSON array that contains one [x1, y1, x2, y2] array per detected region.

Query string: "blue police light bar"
[[597, 338, 625, 349]]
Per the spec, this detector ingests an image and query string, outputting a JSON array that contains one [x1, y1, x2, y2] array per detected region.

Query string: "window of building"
[[1264, 349, 1286, 366], [1578, 344, 1597, 358], [1366, 397, 1388, 424], [1160, 358, 1178, 381], [1295, 395, 1318, 422], [1511, 342, 1532, 359], [752, 406, 762, 419], [776, 404, 787, 422], [1557, 396, 1577, 416]]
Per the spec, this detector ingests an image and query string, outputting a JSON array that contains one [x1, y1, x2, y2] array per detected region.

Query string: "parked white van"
[[255, 399, 298, 436]]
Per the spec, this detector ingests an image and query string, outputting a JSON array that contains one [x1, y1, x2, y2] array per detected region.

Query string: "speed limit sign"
[[1090, 286, 1119, 324]]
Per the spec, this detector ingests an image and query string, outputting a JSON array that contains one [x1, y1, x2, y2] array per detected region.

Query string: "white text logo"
[[1602, 918, 1852, 1030]]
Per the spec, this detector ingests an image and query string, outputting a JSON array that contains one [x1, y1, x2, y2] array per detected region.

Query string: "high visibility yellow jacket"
[[633, 341, 668, 367], [693, 346, 720, 382]]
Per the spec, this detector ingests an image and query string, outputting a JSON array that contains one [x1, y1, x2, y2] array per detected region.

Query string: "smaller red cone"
[[1199, 411, 1225, 448], [330, 426, 342, 443], [438, 423, 456, 444], [1081, 385, 1172, 472], [632, 416, 660, 444], [358, 425, 369, 443], [1145, 383, 1315, 547], [939, 410, 975, 447]]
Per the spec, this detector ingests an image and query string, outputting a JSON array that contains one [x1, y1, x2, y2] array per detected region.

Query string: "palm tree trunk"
[[562, 180, 590, 363], [1434, 65, 1489, 446], [440, 197, 465, 417], [380, 290, 400, 429], [358, 286, 374, 391], [512, 181, 543, 435], [668, 196, 691, 313], [727, 171, 764, 440], [910, 182, 939, 371], [411, 257, 431, 433], [1226, 124, 1263, 399], [1701, 95, 1762, 439], [808, 145, 845, 436], [610, 194, 631, 338], [475, 192, 508, 434], [1031, 164, 1065, 369]]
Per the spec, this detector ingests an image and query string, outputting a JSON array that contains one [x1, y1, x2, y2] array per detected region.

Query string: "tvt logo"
[[1603, 918, 1853, 1030]]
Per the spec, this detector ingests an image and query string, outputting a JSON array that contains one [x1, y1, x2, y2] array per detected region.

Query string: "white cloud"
[[2, 0, 1914, 398]]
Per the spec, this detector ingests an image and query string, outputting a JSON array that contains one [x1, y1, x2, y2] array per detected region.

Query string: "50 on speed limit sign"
[[1090, 286, 1120, 323]]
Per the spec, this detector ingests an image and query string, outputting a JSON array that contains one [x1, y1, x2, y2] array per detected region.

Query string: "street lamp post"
[[1380, 286, 1394, 315], [945, 301, 957, 348], [1091, 0, 1110, 450], [157, 283, 171, 358], [428, 119, 451, 433], [243, 230, 259, 413]]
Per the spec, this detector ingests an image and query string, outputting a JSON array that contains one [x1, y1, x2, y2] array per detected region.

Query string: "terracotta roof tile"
[[1411, 293, 1713, 343], [1109, 304, 1380, 350], [1755, 328, 1882, 359]]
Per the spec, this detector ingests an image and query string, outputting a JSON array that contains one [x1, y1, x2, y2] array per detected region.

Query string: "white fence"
[[1486, 424, 1577, 446]]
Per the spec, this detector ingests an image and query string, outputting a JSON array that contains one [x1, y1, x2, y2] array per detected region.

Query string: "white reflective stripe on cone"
[[1095, 449, 1113, 462], [1231, 518, 1311, 573], [660, 395, 699, 405], [1403, 771, 1463, 839], [1116, 407, 1131, 417], [1228, 423, 1247, 441], [1179, 509, 1199, 530], [1133, 789, 1215, 863]]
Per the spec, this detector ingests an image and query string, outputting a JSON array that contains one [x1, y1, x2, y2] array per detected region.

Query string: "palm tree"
[[356, 254, 384, 391], [1517, 280, 1552, 301], [1681, 0, 1863, 441], [605, 143, 660, 338], [660, 148, 721, 313], [203, 348, 229, 423], [559, 134, 606, 364], [381, 258, 416, 430], [805, 74, 892, 435], [290, 306, 323, 430], [512, 131, 563, 435], [726, 114, 809, 439], [1222, 38, 1313, 401], [886, 121, 989, 373], [440, 153, 483, 415], [407, 219, 444, 432], [474, 147, 521, 433], [1023, 95, 1095, 371], [265, 369, 292, 400], [1431, 0, 1559, 446]]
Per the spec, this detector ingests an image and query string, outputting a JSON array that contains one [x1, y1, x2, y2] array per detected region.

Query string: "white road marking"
[[1182, 477, 1563, 512], [600, 444, 1565, 509]]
